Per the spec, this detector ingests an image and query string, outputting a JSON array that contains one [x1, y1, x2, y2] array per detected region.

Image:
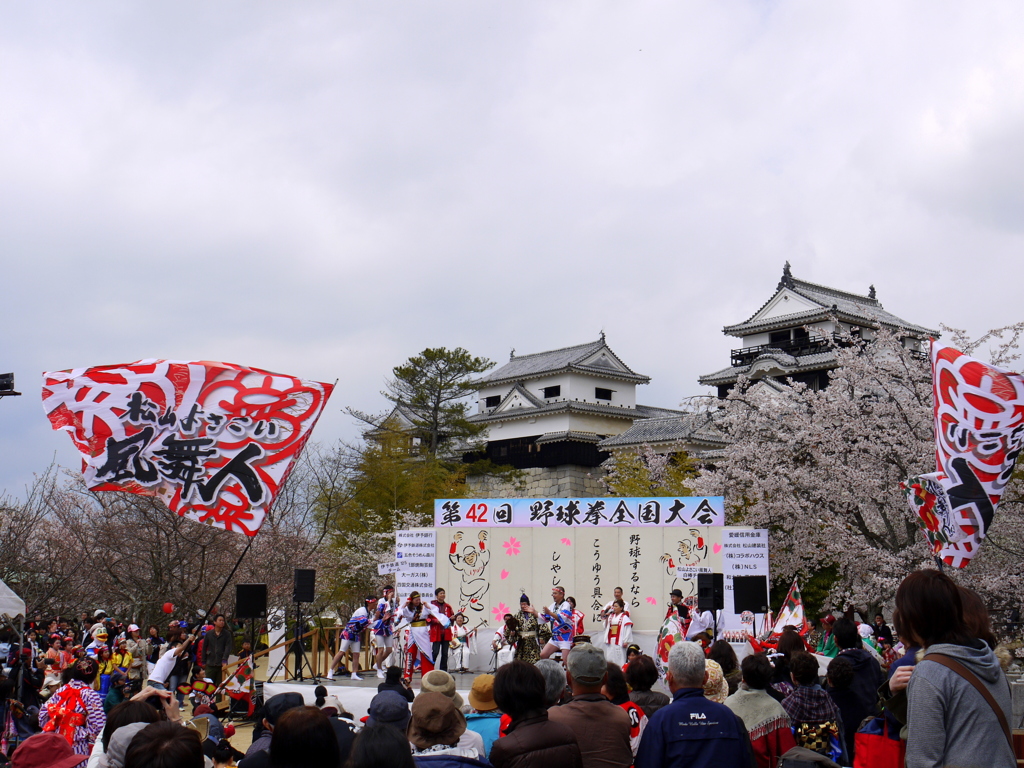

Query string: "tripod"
[[268, 602, 320, 683]]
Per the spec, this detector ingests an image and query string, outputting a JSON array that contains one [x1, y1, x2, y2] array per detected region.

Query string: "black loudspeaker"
[[697, 573, 725, 612], [732, 575, 770, 614], [293, 569, 316, 603], [236, 584, 267, 620]]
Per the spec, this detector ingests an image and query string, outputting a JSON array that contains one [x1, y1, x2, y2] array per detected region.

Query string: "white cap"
[[94, 609, 106, 618], [127, 624, 140, 633]]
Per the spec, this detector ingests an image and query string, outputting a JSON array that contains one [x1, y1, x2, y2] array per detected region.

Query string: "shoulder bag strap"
[[923, 652, 1012, 750]]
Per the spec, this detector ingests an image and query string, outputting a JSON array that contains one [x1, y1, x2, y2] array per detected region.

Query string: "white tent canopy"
[[0, 578, 25, 622]]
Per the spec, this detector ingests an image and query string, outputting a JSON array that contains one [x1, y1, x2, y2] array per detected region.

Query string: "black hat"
[[367, 691, 411, 731], [669, 589, 684, 598], [263, 692, 304, 725]]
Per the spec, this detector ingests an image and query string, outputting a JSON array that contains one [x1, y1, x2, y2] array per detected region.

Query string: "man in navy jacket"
[[635, 641, 753, 768]]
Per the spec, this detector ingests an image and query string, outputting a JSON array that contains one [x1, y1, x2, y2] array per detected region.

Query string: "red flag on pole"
[[42, 359, 333, 536], [903, 341, 1024, 567], [771, 578, 811, 636]]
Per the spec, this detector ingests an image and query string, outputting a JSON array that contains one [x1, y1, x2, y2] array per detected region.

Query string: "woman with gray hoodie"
[[897, 569, 1014, 768]]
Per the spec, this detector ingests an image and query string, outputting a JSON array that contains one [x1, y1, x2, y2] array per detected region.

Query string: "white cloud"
[[2, 1, 1024, 494]]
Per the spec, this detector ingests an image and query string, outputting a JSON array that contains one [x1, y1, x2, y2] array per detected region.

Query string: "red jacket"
[[429, 601, 454, 643]]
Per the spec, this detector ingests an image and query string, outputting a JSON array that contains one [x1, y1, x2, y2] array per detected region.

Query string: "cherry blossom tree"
[[600, 444, 698, 497], [693, 323, 1024, 620]]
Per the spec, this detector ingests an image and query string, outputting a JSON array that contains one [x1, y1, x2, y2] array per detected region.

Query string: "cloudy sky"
[[2, 1, 1023, 496]]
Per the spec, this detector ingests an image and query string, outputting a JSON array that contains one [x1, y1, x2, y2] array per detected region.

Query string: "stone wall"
[[467, 465, 607, 498]]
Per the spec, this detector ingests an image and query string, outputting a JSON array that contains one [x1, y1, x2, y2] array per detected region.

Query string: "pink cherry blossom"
[[502, 537, 521, 556]]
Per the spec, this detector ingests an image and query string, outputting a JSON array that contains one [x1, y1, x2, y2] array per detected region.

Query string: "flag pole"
[[205, 536, 257, 621]]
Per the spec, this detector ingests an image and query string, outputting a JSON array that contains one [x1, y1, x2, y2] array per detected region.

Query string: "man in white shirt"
[[685, 609, 723, 641], [150, 634, 194, 690], [491, 615, 514, 668], [539, 586, 574, 660]]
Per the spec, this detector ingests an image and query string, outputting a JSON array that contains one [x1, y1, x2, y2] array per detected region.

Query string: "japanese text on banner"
[[435, 497, 725, 528], [395, 530, 436, 601]]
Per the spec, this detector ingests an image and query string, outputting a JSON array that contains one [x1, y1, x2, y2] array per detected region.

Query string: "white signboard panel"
[[434, 497, 725, 528], [395, 529, 436, 601], [721, 528, 770, 639], [397, 525, 767, 637]]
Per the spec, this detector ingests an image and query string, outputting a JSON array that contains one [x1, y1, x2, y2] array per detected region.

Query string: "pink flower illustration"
[[500, 569, 510, 580], [503, 537, 521, 556], [560, 538, 572, 546], [491, 602, 510, 621]]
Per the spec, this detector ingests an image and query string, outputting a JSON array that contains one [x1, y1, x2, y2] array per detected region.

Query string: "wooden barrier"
[[217, 622, 378, 682]]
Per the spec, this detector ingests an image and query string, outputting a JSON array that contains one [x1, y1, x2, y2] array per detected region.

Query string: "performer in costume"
[[598, 587, 628, 629], [449, 612, 474, 673], [686, 607, 721, 641], [400, 591, 449, 683], [512, 595, 542, 664], [566, 597, 586, 638], [539, 585, 574, 660], [665, 588, 691, 637], [490, 616, 515, 669], [429, 587, 456, 672], [371, 585, 397, 679], [602, 600, 634, 666], [39, 658, 105, 756], [328, 596, 376, 681], [46, 638, 72, 672]]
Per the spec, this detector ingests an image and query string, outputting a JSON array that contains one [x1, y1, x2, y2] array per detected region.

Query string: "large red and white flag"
[[903, 342, 1024, 567], [222, 656, 255, 717], [42, 360, 334, 536], [771, 578, 811, 636]]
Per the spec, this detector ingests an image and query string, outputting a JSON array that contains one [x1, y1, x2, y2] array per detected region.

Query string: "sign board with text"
[[434, 497, 725, 528], [395, 529, 436, 601], [398, 524, 767, 636]]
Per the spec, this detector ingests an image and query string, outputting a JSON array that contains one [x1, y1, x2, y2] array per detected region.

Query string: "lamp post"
[[0, 373, 21, 399]]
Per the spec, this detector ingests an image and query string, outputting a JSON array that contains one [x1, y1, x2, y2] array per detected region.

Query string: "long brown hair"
[[895, 570, 970, 647]]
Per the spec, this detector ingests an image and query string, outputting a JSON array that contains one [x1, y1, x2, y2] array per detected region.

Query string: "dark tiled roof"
[[724, 276, 939, 338], [479, 339, 650, 385], [598, 412, 728, 450], [535, 431, 602, 445], [698, 350, 839, 386], [363, 401, 423, 439], [634, 404, 686, 419]]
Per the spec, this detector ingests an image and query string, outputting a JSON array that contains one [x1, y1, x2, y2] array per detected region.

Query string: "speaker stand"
[[268, 602, 320, 684]]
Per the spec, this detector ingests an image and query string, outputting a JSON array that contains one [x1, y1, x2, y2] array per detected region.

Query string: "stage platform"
[[262, 677, 473, 721]]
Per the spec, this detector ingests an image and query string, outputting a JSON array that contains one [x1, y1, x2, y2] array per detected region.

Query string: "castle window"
[[542, 386, 561, 398], [595, 387, 613, 401], [484, 396, 500, 408], [769, 330, 791, 345]]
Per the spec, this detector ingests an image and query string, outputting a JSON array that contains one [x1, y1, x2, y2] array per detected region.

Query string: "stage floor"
[[263, 678, 473, 721], [265, 668, 482, 689]]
